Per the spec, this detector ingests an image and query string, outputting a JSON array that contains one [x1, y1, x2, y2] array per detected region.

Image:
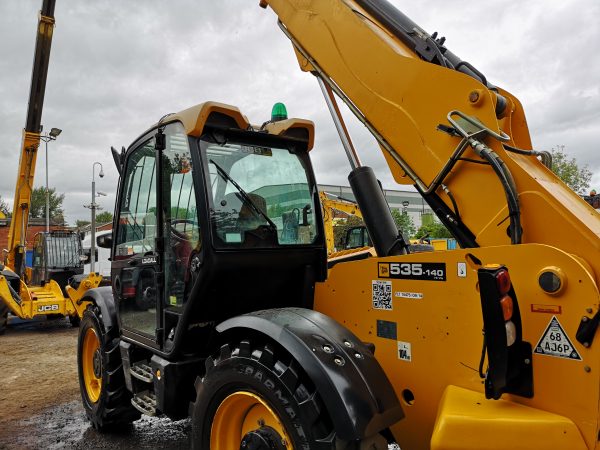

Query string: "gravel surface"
[[0, 315, 400, 449], [0, 316, 189, 450]]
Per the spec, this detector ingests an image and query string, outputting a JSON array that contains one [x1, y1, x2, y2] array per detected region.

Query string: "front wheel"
[[191, 340, 387, 449], [77, 304, 140, 431]]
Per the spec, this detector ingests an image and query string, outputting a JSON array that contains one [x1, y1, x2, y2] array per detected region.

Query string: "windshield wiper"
[[210, 159, 277, 230]]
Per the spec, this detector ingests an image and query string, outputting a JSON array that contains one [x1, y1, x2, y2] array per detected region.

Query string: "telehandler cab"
[[77, 102, 402, 449]]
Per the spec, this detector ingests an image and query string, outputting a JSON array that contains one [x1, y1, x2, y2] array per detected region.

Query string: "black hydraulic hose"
[[441, 184, 461, 221], [419, 188, 478, 248], [479, 148, 522, 244], [479, 334, 487, 379], [503, 143, 553, 168]]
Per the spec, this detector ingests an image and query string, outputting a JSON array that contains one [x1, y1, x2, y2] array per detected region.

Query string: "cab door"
[[113, 123, 201, 346], [112, 138, 161, 342]]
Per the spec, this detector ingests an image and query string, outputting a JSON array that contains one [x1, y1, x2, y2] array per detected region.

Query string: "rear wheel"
[[77, 304, 140, 430], [0, 301, 8, 335], [191, 340, 387, 449]]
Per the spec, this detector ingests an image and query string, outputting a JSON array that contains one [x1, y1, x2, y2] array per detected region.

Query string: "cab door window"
[[161, 124, 200, 309], [114, 140, 158, 337]]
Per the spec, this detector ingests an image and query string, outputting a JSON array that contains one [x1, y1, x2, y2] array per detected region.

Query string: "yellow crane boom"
[[319, 191, 363, 254], [261, 0, 600, 275], [6, 0, 56, 277]]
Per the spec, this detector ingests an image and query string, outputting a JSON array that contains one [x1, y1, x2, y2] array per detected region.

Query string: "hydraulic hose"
[[477, 145, 522, 244]]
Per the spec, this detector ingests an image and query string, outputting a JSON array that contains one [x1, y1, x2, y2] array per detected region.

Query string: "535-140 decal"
[[378, 262, 446, 281]]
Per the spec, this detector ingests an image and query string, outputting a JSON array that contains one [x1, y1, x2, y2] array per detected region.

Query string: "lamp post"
[[89, 162, 104, 273], [39, 127, 62, 232]]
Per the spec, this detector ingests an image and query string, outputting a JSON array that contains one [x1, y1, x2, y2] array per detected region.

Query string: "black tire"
[[77, 304, 140, 431], [0, 301, 8, 335], [190, 340, 387, 449]]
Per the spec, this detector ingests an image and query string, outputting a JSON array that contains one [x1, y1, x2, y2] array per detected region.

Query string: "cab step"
[[130, 362, 154, 383], [131, 391, 157, 416]]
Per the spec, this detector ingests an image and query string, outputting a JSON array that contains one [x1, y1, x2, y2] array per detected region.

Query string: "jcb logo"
[[37, 304, 59, 312], [378, 263, 390, 277]]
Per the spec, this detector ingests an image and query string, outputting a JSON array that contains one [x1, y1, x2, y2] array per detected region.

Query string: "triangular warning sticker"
[[534, 316, 582, 360]]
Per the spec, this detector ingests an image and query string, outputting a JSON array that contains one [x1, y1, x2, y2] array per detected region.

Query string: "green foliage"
[[95, 211, 113, 224], [414, 221, 453, 239], [390, 209, 415, 237], [76, 220, 91, 228], [550, 147, 592, 194], [30, 186, 64, 219]]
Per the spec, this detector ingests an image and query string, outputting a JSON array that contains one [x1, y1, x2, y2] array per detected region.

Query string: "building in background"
[[0, 217, 66, 257]]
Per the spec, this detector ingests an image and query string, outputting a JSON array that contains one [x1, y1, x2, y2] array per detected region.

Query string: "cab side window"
[[115, 142, 157, 259]]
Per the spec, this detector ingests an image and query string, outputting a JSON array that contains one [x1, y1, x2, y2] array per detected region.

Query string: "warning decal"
[[397, 341, 412, 362], [534, 316, 581, 361]]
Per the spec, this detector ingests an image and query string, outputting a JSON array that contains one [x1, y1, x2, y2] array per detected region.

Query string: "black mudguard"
[[82, 286, 117, 330], [217, 307, 404, 441]]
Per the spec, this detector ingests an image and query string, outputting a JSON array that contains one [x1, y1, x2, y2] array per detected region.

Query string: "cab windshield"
[[200, 138, 318, 248]]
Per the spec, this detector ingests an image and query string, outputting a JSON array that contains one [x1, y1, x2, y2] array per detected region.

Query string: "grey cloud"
[[0, 0, 598, 224]]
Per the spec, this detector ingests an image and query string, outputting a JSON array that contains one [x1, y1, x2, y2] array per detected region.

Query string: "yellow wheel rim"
[[82, 327, 102, 403], [210, 391, 294, 450]]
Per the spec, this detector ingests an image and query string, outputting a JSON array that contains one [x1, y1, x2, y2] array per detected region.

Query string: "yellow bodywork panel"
[[431, 385, 586, 450], [315, 244, 600, 449]]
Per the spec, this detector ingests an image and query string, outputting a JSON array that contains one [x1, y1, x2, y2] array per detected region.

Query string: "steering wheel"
[[170, 219, 197, 240]]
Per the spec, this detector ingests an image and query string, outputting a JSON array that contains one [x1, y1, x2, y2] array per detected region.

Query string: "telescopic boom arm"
[[260, 0, 600, 280], [6, 0, 56, 276]]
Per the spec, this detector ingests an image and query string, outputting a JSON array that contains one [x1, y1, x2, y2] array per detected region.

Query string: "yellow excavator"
[[319, 190, 365, 254], [0, 0, 102, 334], [72, 1, 599, 449]]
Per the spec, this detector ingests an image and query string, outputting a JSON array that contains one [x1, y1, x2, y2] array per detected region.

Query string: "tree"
[[76, 220, 91, 228], [391, 209, 415, 237], [550, 146, 592, 195], [30, 186, 64, 219], [0, 195, 10, 216], [95, 211, 113, 224], [414, 221, 453, 240]]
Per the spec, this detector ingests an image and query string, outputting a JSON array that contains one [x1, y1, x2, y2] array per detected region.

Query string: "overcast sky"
[[0, 0, 598, 224]]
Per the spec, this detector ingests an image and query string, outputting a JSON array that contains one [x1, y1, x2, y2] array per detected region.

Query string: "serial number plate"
[[378, 262, 446, 281]]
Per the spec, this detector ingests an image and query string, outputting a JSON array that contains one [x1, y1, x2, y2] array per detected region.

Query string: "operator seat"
[[237, 193, 267, 228], [237, 193, 277, 247]]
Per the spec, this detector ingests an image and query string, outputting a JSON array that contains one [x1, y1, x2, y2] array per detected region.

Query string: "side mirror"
[[97, 234, 113, 249]]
